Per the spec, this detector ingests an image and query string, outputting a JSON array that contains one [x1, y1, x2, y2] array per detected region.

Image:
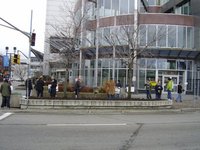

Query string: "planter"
[[20, 98, 173, 109], [0, 93, 22, 108]]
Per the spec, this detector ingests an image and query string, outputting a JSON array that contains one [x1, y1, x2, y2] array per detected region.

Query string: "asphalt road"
[[0, 111, 200, 150]]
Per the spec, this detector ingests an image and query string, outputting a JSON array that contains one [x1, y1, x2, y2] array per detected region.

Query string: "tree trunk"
[[127, 63, 132, 99]]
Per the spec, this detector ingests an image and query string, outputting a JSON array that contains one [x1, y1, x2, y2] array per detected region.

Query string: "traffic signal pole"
[[0, 10, 34, 108]]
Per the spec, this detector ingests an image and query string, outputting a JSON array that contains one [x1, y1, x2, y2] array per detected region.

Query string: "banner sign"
[[3, 55, 9, 67]]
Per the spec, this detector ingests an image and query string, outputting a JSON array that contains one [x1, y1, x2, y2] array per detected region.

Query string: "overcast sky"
[[0, 0, 46, 58]]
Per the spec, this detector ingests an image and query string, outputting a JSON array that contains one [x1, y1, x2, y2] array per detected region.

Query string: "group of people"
[[0, 75, 185, 109], [25, 76, 57, 98], [144, 77, 184, 102]]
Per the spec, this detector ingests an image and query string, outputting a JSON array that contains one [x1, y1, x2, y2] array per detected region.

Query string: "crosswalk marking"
[[0, 112, 13, 121]]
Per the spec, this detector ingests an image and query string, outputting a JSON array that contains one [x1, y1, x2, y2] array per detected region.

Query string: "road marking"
[[47, 123, 127, 127], [0, 112, 13, 121]]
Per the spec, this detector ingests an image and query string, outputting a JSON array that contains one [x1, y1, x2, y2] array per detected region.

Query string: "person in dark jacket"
[[25, 77, 33, 98], [50, 77, 57, 98], [144, 80, 152, 99], [35, 76, 45, 98], [74, 78, 81, 99], [176, 82, 184, 102], [155, 81, 163, 100], [0, 79, 11, 108]]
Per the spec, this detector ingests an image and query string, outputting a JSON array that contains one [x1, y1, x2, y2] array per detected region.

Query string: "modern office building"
[[44, 0, 200, 95], [43, 0, 73, 81]]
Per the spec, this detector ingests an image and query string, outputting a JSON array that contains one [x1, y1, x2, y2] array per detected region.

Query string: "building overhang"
[[31, 48, 44, 61], [82, 46, 200, 60], [139, 48, 200, 60]]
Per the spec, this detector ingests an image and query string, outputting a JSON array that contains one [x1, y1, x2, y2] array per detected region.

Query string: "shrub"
[[58, 83, 74, 92], [98, 87, 106, 93], [80, 86, 93, 92]]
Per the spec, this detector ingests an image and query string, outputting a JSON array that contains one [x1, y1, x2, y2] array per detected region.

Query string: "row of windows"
[[87, 0, 135, 18], [77, 57, 193, 72], [138, 58, 193, 70], [83, 24, 200, 50], [140, 24, 195, 49], [87, 0, 191, 19]]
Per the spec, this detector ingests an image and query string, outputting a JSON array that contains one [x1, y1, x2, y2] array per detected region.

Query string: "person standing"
[[74, 78, 81, 98], [144, 80, 152, 99], [155, 81, 163, 100], [0, 79, 11, 108], [25, 77, 33, 98], [50, 77, 57, 98], [166, 77, 173, 101], [115, 80, 122, 99], [35, 76, 45, 98], [176, 82, 183, 102]]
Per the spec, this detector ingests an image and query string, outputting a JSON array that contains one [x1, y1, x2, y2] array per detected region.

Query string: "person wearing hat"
[[0, 79, 12, 108]]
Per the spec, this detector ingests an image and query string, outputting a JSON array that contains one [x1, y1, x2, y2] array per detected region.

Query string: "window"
[[105, 0, 111, 16], [157, 25, 167, 47], [168, 26, 176, 47], [146, 70, 156, 81], [103, 28, 111, 46], [177, 61, 186, 70], [120, 0, 128, 14], [167, 60, 176, 69], [129, 0, 135, 13], [147, 59, 156, 69], [187, 27, 194, 49], [139, 70, 145, 89], [178, 26, 186, 48], [139, 59, 146, 68], [139, 25, 147, 46], [112, 0, 119, 15], [147, 25, 156, 47], [157, 59, 167, 69], [148, 0, 156, 5]]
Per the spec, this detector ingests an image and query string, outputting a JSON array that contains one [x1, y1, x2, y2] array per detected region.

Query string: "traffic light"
[[31, 33, 36, 46], [13, 54, 20, 64]]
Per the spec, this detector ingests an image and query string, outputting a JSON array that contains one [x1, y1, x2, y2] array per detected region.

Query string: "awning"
[[82, 46, 200, 60], [144, 49, 200, 60]]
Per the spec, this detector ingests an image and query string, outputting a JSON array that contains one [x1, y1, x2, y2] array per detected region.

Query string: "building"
[[44, 0, 200, 95], [43, 0, 73, 80]]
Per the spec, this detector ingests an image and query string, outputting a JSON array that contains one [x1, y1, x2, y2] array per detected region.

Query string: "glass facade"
[[98, 0, 135, 17], [73, 57, 194, 93], [85, 24, 196, 50], [69, 0, 200, 95]]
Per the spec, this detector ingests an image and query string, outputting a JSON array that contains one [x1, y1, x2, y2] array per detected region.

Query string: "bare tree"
[[103, 23, 163, 99], [46, 0, 91, 97], [12, 64, 27, 81]]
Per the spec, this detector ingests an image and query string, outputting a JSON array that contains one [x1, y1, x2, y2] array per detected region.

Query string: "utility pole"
[[0, 10, 34, 108]]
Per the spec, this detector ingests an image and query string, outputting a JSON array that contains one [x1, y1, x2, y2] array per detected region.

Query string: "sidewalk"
[[132, 93, 200, 110]]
